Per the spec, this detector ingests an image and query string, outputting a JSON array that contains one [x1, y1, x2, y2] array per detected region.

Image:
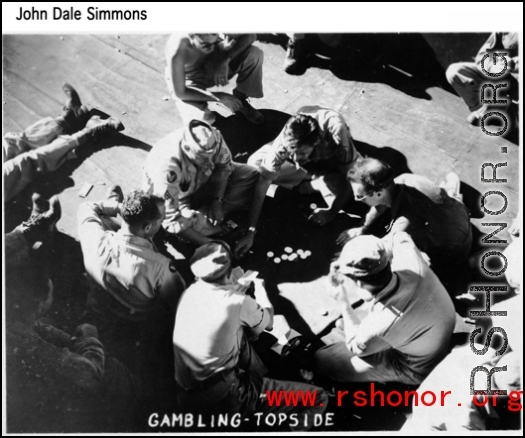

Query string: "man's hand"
[[216, 92, 242, 112], [206, 199, 224, 226], [308, 208, 337, 226], [221, 38, 237, 52], [72, 323, 99, 340], [336, 226, 365, 246], [234, 232, 255, 258], [213, 60, 230, 86]]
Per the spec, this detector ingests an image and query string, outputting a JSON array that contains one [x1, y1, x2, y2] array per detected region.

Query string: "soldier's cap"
[[190, 241, 232, 282], [337, 235, 390, 278], [184, 120, 219, 156]]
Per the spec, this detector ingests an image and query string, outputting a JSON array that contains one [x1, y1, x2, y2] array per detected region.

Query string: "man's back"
[[173, 280, 246, 388], [383, 232, 455, 374], [78, 200, 177, 316], [391, 174, 471, 257]]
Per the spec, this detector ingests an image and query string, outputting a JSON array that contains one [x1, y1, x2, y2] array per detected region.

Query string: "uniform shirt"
[[258, 105, 358, 181], [345, 232, 456, 381], [173, 278, 270, 390], [142, 123, 233, 233], [389, 173, 472, 261], [78, 200, 183, 315]]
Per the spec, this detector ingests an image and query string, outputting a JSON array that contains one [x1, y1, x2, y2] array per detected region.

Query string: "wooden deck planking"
[[92, 34, 169, 75], [3, 34, 521, 432], [3, 33, 520, 244]]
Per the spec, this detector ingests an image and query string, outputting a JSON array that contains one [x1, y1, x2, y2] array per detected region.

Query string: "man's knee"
[[247, 153, 263, 168], [175, 100, 213, 124], [446, 63, 463, 84], [247, 144, 272, 168], [313, 345, 333, 376], [446, 62, 479, 86], [313, 342, 352, 376], [235, 163, 260, 183], [243, 45, 264, 66]]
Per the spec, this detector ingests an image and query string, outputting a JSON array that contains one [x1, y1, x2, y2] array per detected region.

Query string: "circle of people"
[[4, 32, 520, 432]]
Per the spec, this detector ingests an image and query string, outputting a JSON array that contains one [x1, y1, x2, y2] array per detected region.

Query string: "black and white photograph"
[[2, 3, 523, 434]]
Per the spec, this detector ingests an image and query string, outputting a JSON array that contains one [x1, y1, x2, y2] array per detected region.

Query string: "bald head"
[[348, 157, 394, 194]]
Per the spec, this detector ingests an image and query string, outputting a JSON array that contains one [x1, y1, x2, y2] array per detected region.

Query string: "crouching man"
[[173, 241, 328, 431], [236, 105, 360, 257], [142, 120, 259, 246], [315, 232, 456, 385]]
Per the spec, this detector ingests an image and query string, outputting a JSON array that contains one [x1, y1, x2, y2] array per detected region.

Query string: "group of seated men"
[[4, 32, 521, 432]]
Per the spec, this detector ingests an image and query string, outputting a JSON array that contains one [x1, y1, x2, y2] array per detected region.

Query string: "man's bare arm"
[[169, 40, 220, 102], [336, 204, 389, 245], [233, 176, 271, 258], [310, 181, 353, 226], [222, 34, 257, 61], [168, 37, 241, 111]]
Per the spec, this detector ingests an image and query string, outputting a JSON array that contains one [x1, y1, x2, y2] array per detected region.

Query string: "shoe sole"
[[62, 82, 82, 109]]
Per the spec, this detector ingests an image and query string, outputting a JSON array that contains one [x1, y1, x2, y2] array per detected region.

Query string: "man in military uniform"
[[235, 105, 361, 257], [142, 119, 259, 246], [315, 232, 456, 385], [78, 186, 186, 320], [173, 241, 328, 431]]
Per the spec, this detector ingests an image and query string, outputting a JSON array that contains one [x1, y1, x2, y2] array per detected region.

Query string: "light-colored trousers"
[[3, 117, 80, 201], [166, 46, 264, 124], [446, 62, 519, 112], [314, 331, 424, 385]]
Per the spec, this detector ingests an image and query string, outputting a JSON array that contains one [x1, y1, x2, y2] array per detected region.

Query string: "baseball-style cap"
[[337, 235, 390, 278], [190, 241, 232, 282]]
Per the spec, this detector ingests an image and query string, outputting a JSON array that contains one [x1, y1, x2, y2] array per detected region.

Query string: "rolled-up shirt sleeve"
[[347, 306, 396, 357], [325, 111, 358, 166], [239, 295, 270, 337], [259, 136, 290, 181], [77, 200, 120, 251]]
